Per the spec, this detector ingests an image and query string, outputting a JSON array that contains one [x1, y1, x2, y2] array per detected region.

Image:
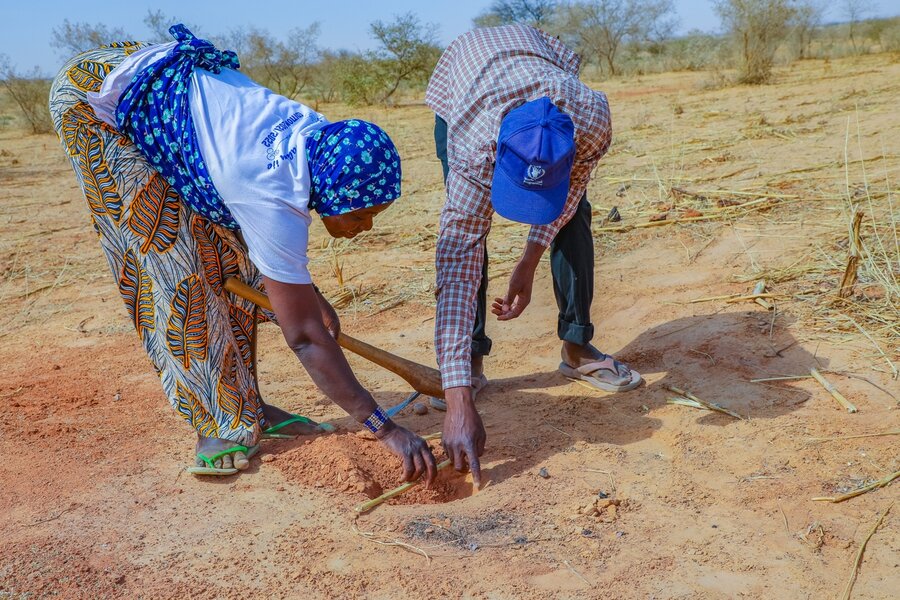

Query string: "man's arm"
[[434, 170, 493, 487], [491, 164, 592, 321]]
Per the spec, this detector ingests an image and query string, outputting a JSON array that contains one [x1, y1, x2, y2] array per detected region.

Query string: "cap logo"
[[524, 164, 545, 186]]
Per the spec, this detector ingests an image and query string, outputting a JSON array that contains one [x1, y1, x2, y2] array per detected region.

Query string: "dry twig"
[[838, 209, 863, 298], [839, 503, 892, 600], [810, 368, 858, 413], [352, 521, 432, 560], [665, 385, 744, 420], [807, 430, 900, 444], [355, 460, 453, 514], [813, 470, 899, 503]]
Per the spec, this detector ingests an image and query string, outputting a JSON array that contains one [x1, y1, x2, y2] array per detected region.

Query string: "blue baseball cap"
[[491, 97, 575, 225]]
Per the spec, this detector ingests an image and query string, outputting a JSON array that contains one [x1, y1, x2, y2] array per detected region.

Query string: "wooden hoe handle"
[[223, 277, 445, 399]]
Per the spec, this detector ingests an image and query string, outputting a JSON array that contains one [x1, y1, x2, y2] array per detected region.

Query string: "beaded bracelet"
[[363, 406, 389, 434]]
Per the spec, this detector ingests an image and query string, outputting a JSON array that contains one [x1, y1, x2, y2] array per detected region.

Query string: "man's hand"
[[315, 288, 341, 339], [442, 386, 486, 489], [376, 422, 438, 486], [491, 257, 537, 321]]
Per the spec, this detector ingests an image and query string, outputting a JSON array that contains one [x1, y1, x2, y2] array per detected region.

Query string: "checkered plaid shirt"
[[425, 24, 612, 390]]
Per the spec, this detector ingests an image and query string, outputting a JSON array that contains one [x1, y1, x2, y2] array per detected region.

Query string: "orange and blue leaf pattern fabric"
[[229, 305, 255, 369], [192, 215, 239, 296], [166, 274, 208, 370], [50, 43, 270, 447], [118, 248, 155, 339], [66, 61, 112, 93], [128, 173, 180, 254], [175, 382, 219, 439], [78, 131, 122, 222]]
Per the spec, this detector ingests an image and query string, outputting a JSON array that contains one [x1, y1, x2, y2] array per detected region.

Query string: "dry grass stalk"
[[352, 521, 431, 560], [750, 374, 812, 382], [595, 196, 789, 233], [813, 471, 899, 503], [839, 503, 893, 600], [810, 368, 858, 413], [723, 292, 781, 304], [354, 460, 453, 514], [688, 292, 780, 304], [807, 429, 900, 444], [838, 208, 864, 298], [665, 385, 744, 420]]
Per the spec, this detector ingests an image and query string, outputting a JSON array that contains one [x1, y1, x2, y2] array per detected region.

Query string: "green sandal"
[[262, 415, 335, 439], [187, 444, 260, 476]]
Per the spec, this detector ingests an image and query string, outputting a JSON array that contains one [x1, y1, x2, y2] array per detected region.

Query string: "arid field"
[[1, 52, 898, 599]]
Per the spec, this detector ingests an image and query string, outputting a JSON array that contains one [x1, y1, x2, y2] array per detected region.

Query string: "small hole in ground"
[[273, 433, 472, 505]]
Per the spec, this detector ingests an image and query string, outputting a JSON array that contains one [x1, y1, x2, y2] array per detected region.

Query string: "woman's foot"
[[261, 402, 328, 436], [195, 436, 251, 470]]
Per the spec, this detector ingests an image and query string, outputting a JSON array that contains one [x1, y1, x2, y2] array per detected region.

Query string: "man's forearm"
[[520, 240, 546, 269]]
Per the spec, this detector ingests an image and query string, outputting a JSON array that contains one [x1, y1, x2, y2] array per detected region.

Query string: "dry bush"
[[0, 55, 52, 134], [50, 20, 131, 57], [557, 0, 677, 76], [714, 0, 796, 84], [474, 0, 560, 27], [223, 24, 321, 99]]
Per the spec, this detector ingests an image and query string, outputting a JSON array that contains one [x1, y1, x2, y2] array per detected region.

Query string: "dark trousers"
[[435, 115, 595, 358]]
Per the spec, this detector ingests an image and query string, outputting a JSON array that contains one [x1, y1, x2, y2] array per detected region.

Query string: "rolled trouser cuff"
[[558, 319, 594, 346], [471, 336, 493, 357]]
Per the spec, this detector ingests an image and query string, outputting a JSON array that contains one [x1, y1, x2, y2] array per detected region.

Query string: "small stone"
[[596, 498, 613, 509], [412, 402, 428, 415], [581, 529, 593, 536], [113, 393, 121, 402], [597, 491, 609, 499], [424, 527, 434, 534], [616, 530, 625, 538], [260, 454, 276, 463], [538, 467, 550, 479]]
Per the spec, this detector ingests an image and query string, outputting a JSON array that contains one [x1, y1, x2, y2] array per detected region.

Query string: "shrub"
[[714, 0, 796, 84], [0, 56, 52, 134]]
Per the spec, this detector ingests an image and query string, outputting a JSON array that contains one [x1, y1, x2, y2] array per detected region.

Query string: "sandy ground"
[[1, 54, 898, 599]]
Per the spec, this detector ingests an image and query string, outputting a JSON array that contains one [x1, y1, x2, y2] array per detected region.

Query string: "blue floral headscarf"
[[304, 120, 402, 217], [117, 24, 242, 229]]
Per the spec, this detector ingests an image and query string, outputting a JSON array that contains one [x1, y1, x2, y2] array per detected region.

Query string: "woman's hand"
[[376, 422, 438, 486], [315, 288, 341, 339]]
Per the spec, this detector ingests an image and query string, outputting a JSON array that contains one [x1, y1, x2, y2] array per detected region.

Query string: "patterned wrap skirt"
[[50, 43, 271, 446]]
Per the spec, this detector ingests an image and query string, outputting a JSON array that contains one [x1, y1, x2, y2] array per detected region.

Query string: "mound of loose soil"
[[273, 433, 470, 505]]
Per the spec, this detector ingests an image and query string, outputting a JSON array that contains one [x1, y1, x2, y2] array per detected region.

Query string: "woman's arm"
[[262, 276, 437, 484]]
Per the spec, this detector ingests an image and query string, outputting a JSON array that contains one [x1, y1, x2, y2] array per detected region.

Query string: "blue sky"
[[3, 0, 899, 74]]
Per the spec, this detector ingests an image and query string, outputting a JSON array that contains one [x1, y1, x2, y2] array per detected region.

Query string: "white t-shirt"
[[88, 43, 328, 284]]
